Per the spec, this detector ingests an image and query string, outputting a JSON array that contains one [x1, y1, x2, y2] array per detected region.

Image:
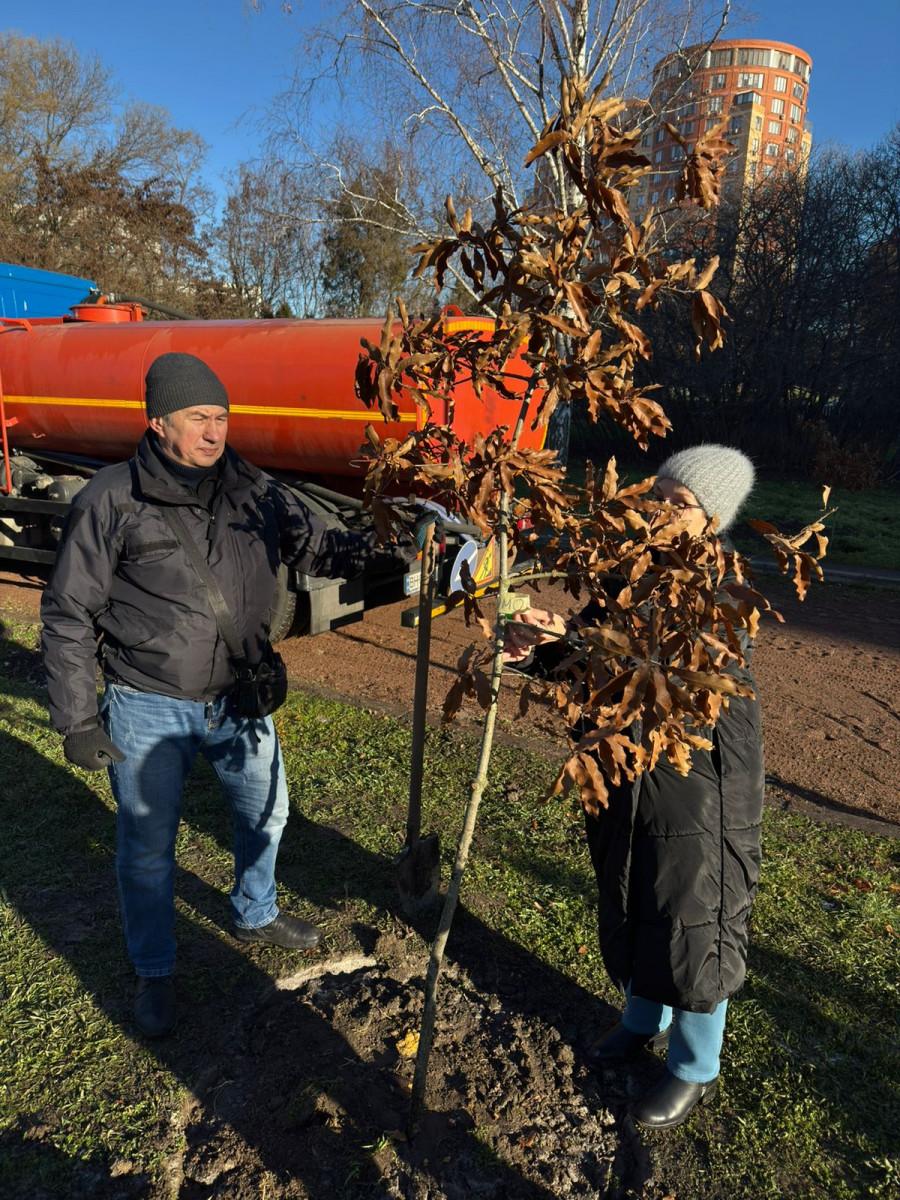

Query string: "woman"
[[506, 445, 762, 1129]]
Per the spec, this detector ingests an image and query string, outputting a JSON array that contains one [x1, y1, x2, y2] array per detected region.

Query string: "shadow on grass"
[[0, 634, 624, 1198], [3, 722, 587, 1199], [0, 1130, 152, 1200], [768, 774, 900, 831], [740, 940, 899, 1164]]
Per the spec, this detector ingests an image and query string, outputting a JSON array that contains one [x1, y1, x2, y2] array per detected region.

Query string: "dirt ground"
[[282, 575, 900, 832], [303, 577, 900, 831], [172, 932, 646, 1200], [1, 569, 898, 832]]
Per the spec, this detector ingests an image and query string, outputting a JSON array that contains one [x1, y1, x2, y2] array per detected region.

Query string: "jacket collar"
[[132, 431, 266, 506]]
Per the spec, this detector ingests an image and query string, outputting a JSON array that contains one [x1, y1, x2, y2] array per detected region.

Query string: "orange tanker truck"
[[0, 268, 552, 638]]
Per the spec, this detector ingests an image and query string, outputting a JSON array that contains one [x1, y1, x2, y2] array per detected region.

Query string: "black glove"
[[63, 724, 126, 771]]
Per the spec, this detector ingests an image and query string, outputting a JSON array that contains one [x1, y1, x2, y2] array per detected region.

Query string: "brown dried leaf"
[[676, 668, 754, 697], [691, 291, 727, 360], [524, 130, 572, 166], [693, 256, 720, 292]]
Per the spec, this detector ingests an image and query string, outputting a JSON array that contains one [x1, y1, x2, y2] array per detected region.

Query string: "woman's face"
[[654, 476, 710, 537]]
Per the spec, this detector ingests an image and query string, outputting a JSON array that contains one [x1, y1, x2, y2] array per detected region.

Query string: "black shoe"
[[233, 912, 321, 950], [587, 1021, 671, 1064], [134, 976, 176, 1039], [632, 1072, 719, 1128]]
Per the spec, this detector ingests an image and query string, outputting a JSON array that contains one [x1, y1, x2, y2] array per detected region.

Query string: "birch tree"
[[268, 1, 730, 226]]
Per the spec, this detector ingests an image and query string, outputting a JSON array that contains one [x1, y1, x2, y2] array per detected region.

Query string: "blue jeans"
[[623, 986, 729, 1083], [101, 683, 289, 977]]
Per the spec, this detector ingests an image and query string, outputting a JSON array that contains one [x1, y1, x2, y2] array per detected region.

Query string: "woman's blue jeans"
[[101, 683, 289, 977], [623, 985, 728, 1083]]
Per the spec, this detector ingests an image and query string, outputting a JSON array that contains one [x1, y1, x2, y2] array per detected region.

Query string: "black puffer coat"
[[529, 596, 764, 1013], [584, 678, 764, 1012], [41, 433, 392, 733]]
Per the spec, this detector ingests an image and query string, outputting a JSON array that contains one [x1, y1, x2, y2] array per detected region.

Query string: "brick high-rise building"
[[632, 39, 813, 212]]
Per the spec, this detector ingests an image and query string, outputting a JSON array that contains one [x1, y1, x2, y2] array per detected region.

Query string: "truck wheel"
[[269, 564, 298, 643]]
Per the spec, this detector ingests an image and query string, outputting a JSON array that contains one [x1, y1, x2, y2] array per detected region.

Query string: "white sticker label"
[[499, 593, 531, 616]]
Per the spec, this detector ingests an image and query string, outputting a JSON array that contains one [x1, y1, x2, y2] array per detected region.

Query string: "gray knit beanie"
[[656, 444, 755, 531], [145, 353, 229, 420]]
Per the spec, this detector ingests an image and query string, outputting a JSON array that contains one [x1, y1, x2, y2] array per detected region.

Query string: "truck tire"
[[269, 564, 297, 644]]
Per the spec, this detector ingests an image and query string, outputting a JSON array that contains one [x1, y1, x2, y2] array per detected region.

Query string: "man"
[[41, 352, 405, 1038]]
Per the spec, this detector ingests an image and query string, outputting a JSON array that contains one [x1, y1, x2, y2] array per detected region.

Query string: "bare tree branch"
[[353, 0, 511, 198]]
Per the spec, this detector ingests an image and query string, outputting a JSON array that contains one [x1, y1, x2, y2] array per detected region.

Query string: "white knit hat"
[[656, 444, 755, 531]]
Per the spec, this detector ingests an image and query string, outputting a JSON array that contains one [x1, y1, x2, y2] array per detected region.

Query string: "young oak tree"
[[354, 69, 830, 1126]]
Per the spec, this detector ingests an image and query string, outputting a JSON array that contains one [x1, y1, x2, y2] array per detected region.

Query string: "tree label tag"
[[499, 593, 531, 617]]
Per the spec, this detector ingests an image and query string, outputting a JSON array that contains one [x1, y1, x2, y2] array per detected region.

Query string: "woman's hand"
[[502, 607, 568, 664]]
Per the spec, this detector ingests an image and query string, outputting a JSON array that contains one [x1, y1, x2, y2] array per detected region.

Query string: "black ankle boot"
[[134, 976, 176, 1038], [233, 912, 321, 949], [587, 1021, 671, 1064], [632, 1072, 718, 1128]]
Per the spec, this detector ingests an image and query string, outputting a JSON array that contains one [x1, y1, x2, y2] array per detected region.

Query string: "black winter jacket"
[[584, 682, 764, 1012], [41, 433, 388, 733], [531, 595, 764, 1013]]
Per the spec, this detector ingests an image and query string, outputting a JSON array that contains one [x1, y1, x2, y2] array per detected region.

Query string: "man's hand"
[[503, 608, 568, 664], [63, 724, 126, 771]]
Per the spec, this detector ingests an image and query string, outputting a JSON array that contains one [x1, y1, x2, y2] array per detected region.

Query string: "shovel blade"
[[395, 832, 441, 915]]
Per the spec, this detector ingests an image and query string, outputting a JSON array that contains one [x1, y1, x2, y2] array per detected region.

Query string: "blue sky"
[[725, 0, 899, 147], [9, 0, 900, 201]]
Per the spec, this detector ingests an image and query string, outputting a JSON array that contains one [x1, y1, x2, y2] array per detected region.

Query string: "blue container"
[[0, 262, 96, 319]]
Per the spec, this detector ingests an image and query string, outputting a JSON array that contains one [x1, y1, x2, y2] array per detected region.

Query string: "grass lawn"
[[568, 461, 900, 572], [1, 616, 898, 1198], [736, 479, 900, 573]]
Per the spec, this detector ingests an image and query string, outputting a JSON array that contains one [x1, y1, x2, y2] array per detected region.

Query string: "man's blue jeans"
[[623, 985, 728, 1083], [101, 683, 289, 977]]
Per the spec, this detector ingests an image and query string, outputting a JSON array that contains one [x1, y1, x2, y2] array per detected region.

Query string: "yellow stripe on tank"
[[3, 395, 417, 422], [231, 405, 416, 422], [4, 395, 145, 409]]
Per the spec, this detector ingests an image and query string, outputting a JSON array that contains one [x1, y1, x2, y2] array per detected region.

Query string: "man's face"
[[149, 406, 229, 468]]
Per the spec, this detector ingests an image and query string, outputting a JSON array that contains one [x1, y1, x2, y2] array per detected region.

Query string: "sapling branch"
[[409, 388, 532, 1127]]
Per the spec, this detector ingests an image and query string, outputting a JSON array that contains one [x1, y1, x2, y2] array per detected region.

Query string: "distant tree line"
[[576, 130, 900, 485], [0, 35, 433, 320], [0, 35, 222, 314]]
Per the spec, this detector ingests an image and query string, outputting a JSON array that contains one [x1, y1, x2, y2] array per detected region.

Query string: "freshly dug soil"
[[172, 931, 656, 1200]]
